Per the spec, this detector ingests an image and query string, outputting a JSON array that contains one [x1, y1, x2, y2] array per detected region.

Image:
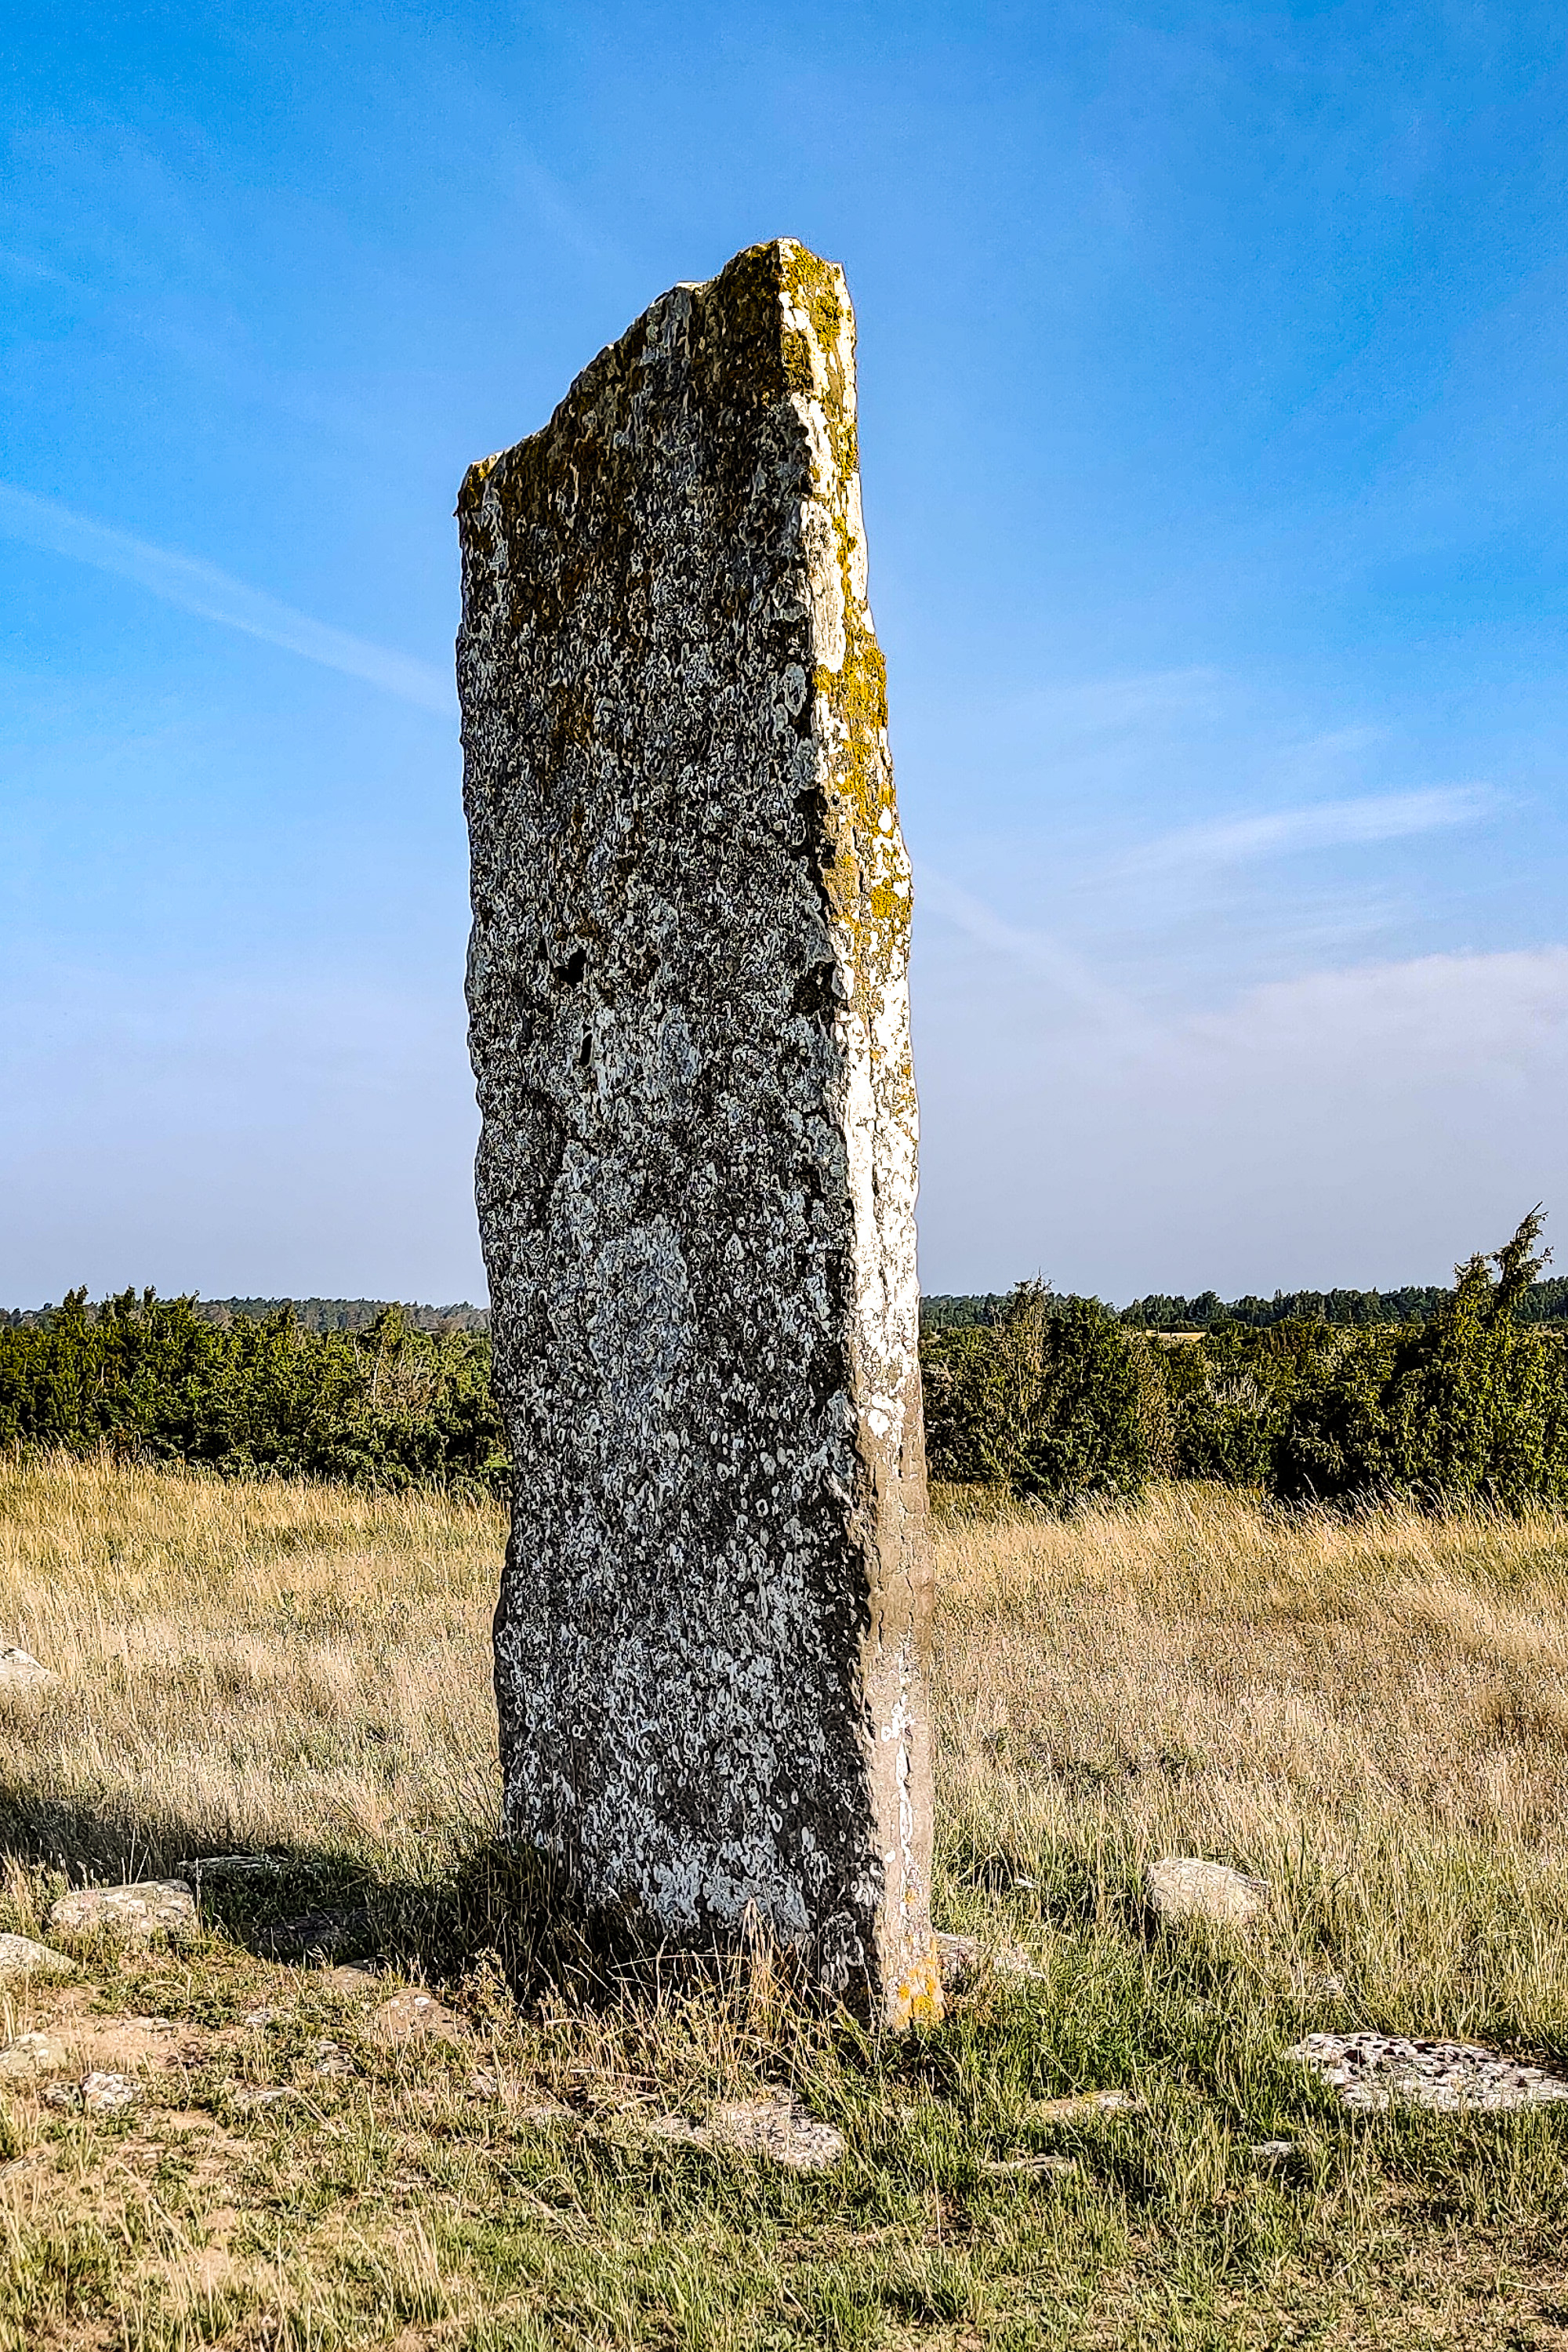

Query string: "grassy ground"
[[3, 1455, 1568, 2347]]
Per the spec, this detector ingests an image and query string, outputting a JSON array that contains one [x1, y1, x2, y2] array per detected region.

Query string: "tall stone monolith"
[[457, 239, 938, 2025]]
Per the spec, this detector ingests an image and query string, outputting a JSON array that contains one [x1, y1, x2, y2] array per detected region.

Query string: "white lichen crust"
[[457, 239, 938, 2024]]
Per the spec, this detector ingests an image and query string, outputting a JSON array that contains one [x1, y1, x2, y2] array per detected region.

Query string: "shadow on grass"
[[0, 1780, 623, 1998], [0, 1781, 870, 2024]]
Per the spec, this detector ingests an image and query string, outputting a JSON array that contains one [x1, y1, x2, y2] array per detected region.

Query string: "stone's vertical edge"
[[457, 238, 938, 2025], [774, 245, 940, 2025]]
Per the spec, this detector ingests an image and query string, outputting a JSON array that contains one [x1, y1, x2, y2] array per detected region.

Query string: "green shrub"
[[920, 1282, 1171, 1507], [0, 1290, 508, 1492], [13, 1216, 1566, 1515], [1162, 1328, 1288, 1487], [1272, 1210, 1568, 1509], [1154, 1213, 1568, 1512]]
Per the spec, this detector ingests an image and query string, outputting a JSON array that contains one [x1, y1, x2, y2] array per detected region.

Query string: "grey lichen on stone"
[[458, 239, 938, 2024], [1291, 2031, 1568, 2113]]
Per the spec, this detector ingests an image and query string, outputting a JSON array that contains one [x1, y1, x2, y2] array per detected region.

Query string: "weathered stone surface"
[[46, 1880, 196, 1939], [935, 1929, 1048, 1993], [982, 2152, 1079, 2177], [458, 240, 937, 2023], [1291, 2031, 1568, 2113], [1144, 1857, 1267, 1929], [255, 1907, 376, 1960], [1028, 2088, 1140, 2121], [0, 1933, 74, 1982], [370, 1989, 465, 2045]]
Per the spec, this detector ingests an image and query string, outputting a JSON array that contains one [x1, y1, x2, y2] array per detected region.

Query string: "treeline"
[[0, 1292, 506, 1490], [924, 1276, 1568, 1333], [0, 1296, 488, 1336], [5, 1216, 1566, 1513], [11, 1275, 1566, 1339]]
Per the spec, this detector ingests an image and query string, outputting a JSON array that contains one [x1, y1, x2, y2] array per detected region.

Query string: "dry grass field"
[[4, 1454, 1568, 2347]]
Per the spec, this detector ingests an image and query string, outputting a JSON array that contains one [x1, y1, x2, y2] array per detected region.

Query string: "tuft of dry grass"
[[934, 1482, 1568, 2052], [0, 1454, 503, 1883], [2, 1454, 1568, 2347]]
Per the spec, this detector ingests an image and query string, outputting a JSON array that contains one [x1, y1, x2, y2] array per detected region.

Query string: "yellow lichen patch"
[[777, 241, 859, 483], [769, 241, 915, 1043], [887, 1942, 946, 2030]]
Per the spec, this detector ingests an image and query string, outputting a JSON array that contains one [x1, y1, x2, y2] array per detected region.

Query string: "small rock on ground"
[[982, 2152, 1078, 2176], [0, 2032, 74, 2081], [935, 1932, 980, 1990], [1291, 2031, 1568, 2113], [1145, 1857, 1267, 1929], [0, 1932, 74, 1983], [371, 1989, 464, 2045], [936, 1930, 1048, 1992], [176, 1854, 281, 1900], [1028, 2088, 1139, 2122], [1290, 1963, 1346, 2000], [46, 1881, 196, 1940], [44, 2071, 137, 2114], [256, 1908, 376, 1960], [82, 2070, 136, 2114], [0, 1645, 53, 1691], [324, 1965, 382, 1998], [650, 2092, 844, 2172]]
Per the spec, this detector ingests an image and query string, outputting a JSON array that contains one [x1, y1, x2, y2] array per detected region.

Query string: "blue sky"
[[4, 2, 1567, 1305]]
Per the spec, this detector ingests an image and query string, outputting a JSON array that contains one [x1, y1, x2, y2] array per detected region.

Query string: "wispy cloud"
[[918, 866, 1149, 1033], [0, 482, 452, 714], [1127, 786, 1490, 876], [1014, 667, 1225, 735], [1190, 944, 1568, 1072]]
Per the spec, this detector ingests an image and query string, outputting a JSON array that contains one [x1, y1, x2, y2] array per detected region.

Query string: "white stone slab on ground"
[[648, 2091, 845, 2172], [0, 1645, 54, 1691], [1292, 2031, 1568, 2113], [46, 1881, 197, 1939]]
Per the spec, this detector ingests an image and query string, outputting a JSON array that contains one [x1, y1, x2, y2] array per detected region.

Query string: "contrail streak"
[[0, 481, 452, 714]]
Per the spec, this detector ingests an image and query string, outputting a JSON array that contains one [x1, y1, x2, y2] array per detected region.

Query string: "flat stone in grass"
[[1292, 2031, 1568, 2113], [935, 1930, 1048, 1993], [46, 1881, 197, 1940], [1144, 1857, 1267, 1929], [0, 1933, 74, 1982], [982, 2152, 1079, 2177], [45, 2071, 136, 2115], [254, 1907, 376, 1960], [649, 2091, 845, 2172], [370, 1989, 465, 2045], [176, 1853, 281, 1904]]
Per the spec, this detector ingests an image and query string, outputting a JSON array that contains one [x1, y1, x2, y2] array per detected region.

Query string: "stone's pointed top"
[[458, 238, 858, 517]]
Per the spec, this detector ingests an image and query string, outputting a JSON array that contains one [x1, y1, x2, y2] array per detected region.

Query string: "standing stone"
[[458, 239, 938, 2024]]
